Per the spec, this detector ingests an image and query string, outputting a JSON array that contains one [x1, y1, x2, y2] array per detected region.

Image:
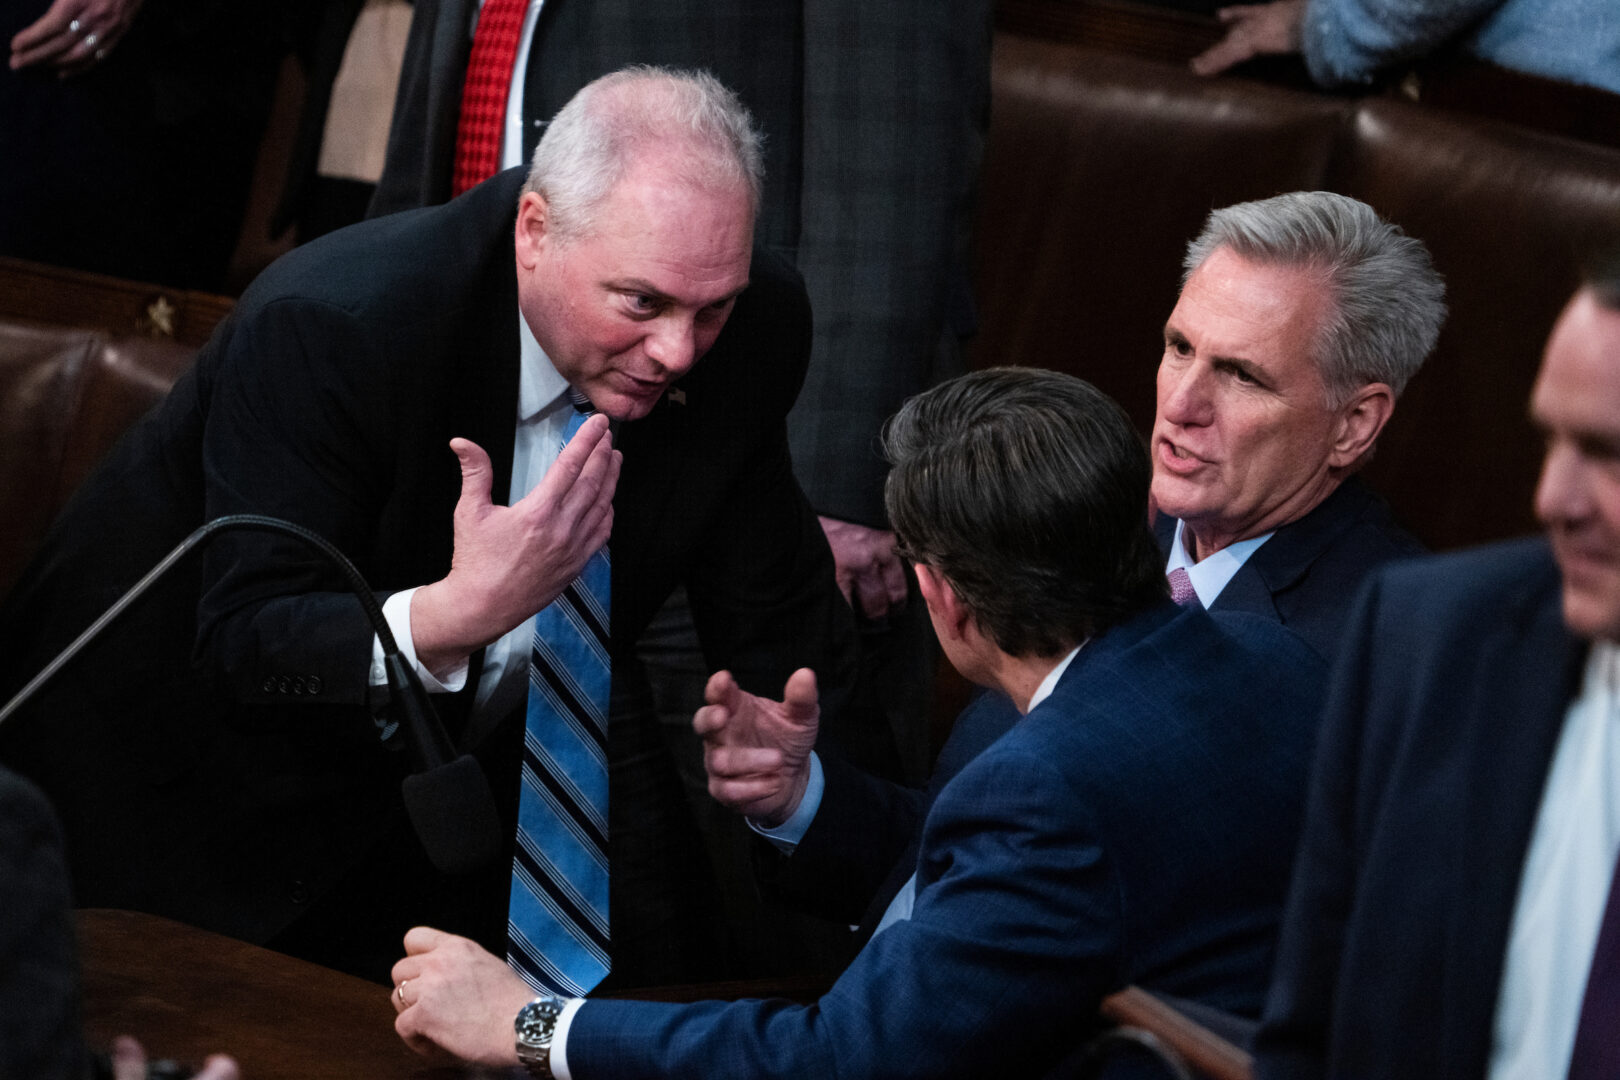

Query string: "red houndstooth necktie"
[[451, 0, 528, 196]]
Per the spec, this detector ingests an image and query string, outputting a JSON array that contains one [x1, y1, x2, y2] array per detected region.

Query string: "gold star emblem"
[[143, 296, 177, 338]]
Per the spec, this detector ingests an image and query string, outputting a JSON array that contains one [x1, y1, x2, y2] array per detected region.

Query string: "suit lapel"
[[1443, 565, 1584, 1077], [1229, 478, 1372, 605], [1154, 477, 1390, 628]]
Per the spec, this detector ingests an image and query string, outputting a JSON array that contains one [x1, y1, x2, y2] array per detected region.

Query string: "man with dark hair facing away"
[[389, 368, 1327, 1079]]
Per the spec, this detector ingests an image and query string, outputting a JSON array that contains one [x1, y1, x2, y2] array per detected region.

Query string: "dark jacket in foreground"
[[1255, 538, 1582, 1080]]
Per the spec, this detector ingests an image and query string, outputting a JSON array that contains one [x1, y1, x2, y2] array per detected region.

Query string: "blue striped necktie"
[[507, 400, 611, 995]]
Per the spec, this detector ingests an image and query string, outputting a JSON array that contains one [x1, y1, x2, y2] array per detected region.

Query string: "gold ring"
[[396, 979, 410, 1006]]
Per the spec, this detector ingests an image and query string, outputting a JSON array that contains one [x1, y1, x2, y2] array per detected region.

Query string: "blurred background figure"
[[0, 761, 237, 1080], [1189, 0, 1620, 95], [0, 0, 319, 291]]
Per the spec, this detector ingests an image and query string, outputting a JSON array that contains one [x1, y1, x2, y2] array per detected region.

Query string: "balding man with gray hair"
[[1152, 190, 1446, 658]]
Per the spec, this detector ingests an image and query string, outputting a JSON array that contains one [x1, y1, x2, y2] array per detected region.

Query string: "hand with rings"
[[10, 0, 145, 75]]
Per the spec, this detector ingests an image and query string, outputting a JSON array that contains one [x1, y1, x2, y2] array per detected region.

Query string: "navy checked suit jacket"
[[564, 600, 1328, 1079]]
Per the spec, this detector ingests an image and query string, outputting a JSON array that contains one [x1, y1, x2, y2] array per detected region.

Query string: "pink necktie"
[[1167, 567, 1199, 608]]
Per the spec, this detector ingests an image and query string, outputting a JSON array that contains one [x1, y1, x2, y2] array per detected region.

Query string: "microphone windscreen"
[[402, 754, 503, 875]]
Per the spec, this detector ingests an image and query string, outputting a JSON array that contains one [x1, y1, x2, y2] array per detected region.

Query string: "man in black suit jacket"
[[371, 2, 989, 602], [1151, 191, 1441, 658], [0, 68, 855, 985], [387, 369, 1327, 1078], [372, 2, 994, 801], [1254, 267, 1620, 1077]]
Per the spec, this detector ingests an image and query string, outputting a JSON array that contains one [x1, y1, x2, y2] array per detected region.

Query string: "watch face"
[[516, 996, 564, 1041]]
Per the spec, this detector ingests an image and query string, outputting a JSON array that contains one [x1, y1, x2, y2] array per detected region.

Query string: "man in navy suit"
[[1254, 260, 1620, 1078], [388, 368, 1327, 1078], [1151, 191, 1444, 658]]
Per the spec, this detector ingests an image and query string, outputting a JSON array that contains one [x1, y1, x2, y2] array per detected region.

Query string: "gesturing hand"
[[412, 416, 620, 678], [695, 668, 820, 827], [1189, 0, 1304, 77]]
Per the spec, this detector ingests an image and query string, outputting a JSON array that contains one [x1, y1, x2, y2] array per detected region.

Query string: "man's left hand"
[[10, 0, 143, 75], [819, 516, 908, 621], [390, 927, 534, 1066]]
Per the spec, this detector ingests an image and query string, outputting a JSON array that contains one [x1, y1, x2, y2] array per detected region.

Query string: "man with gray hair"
[[1152, 190, 1445, 658], [0, 66, 856, 991], [387, 368, 1327, 1078]]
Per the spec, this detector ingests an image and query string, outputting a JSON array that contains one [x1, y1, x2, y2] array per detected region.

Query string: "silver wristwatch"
[[515, 993, 566, 1078]]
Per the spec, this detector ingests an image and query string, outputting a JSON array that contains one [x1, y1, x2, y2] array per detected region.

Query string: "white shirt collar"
[[517, 310, 571, 423], [1166, 518, 1274, 608], [1028, 642, 1085, 713]]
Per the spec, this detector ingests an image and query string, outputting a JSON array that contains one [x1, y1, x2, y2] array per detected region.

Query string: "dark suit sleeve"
[[194, 298, 397, 705], [788, 1, 993, 525], [1251, 576, 1386, 1079], [565, 747, 1121, 1080], [754, 751, 926, 925], [0, 768, 87, 1080]]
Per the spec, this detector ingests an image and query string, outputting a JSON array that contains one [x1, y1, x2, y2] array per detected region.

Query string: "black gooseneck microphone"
[[0, 513, 501, 875]]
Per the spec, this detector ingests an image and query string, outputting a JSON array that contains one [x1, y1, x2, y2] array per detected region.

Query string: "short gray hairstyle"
[[522, 66, 764, 240], [1183, 191, 1446, 402]]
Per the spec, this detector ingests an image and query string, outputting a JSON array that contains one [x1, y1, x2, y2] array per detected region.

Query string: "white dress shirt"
[[368, 312, 574, 724], [1489, 641, 1620, 1079]]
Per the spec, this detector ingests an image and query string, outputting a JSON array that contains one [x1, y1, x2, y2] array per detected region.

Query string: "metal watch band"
[[515, 994, 565, 1079]]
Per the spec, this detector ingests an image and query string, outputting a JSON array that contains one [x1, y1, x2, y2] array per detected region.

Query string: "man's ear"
[[1328, 382, 1395, 471], [914, 564, 971, 642], [514, 191, 551, 271]]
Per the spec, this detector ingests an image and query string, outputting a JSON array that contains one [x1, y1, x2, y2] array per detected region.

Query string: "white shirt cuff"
[[367, 587, 468, 693], [549, 996, 587, 1080], [746, 752, 825, 854]]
